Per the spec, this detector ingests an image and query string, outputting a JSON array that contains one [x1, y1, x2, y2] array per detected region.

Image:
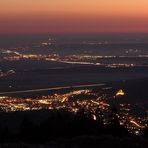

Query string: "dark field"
[[1, 60, 148, 92]]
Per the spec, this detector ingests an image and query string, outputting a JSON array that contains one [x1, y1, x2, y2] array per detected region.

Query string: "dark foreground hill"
[[0, 109, 147, 148]]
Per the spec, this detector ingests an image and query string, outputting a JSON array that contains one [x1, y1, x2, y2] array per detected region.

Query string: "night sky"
[[0, 0, 148, 34]]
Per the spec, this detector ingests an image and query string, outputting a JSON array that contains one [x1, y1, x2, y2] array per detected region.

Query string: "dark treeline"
[[0, 109, 147, 147]]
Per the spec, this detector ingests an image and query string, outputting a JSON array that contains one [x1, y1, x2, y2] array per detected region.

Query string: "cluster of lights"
[[0, 48, 141, 68], [0, 70, 15, 78], [0, 89, 147, 135]]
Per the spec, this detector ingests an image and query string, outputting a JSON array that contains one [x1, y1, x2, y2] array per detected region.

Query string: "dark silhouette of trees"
[[19, 116, 38, 143], [143, 127, 148, 137], [0, 123, 12, 143], [104, 107, 129, 137], [0, 109, 145, 144]]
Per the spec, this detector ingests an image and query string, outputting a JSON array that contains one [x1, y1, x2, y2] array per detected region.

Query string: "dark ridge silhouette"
[[144, 127, 148, 137], [0, 109, 146, 147]]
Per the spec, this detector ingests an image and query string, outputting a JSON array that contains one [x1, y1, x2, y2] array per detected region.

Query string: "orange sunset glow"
[[0, 0, 148, 34]]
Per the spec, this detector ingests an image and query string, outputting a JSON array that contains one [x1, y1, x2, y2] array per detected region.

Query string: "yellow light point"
[[130, 120, 143, 128], [0, 96, 8, 99], [92, 114, 97, 121], [116, 90, 125, 96], [91, 100, 100, 105], [61, 97, 67, 103], [38, 100, 49, 104]]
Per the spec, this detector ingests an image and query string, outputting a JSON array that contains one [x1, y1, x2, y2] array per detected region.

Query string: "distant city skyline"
[[0, 0, 148, 34]]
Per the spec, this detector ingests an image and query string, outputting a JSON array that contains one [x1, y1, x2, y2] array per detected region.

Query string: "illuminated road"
[[0, 83, 106, 95]]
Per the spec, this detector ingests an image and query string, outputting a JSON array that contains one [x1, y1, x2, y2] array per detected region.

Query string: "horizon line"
[[1, 32, 148, 36]]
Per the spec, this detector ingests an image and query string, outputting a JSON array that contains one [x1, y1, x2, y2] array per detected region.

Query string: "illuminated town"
[[0, 46, 145, 70], [0, 88, 147, 135]]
